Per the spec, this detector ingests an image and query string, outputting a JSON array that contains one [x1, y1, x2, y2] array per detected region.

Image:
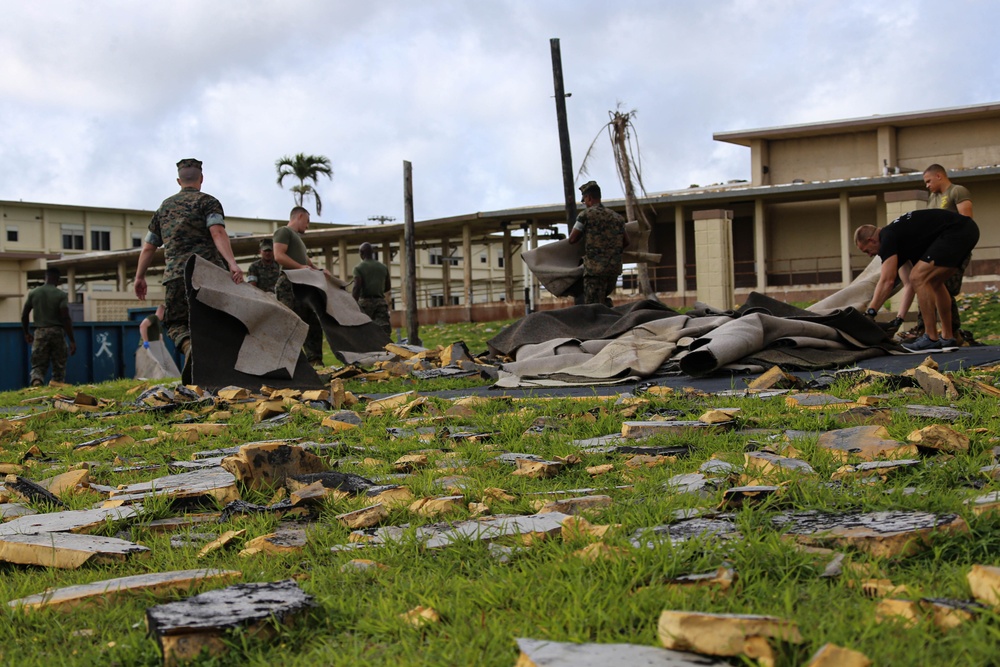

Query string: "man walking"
[[247, 239, 281, 294], [134, 158, 243, 374], [273, 206, 326, 366], [21, 268, 76, 386], [352, 242, 391, 337], [568, 180, 629, 306], [855, 208, 979, 351]]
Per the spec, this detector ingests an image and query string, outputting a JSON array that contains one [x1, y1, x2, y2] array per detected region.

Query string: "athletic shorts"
[[921, 218, 980, 268]]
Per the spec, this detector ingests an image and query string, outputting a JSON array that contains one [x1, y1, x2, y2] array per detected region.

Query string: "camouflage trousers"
[[276, 274, 324, 365], [30, 326, 68, 384], [163, 279, 192, 350], [357, 296, 391, 337], [583, 273, 618, 307]]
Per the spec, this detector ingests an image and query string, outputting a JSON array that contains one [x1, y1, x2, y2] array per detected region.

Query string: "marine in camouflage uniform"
[[21, 268, 76, 386], [246, 239, 281, 294], [352, 242, 392, 336], [133, 159, 244, 365], [568, 181, 628, 306]]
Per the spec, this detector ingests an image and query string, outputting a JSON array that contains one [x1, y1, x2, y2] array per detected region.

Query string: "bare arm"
[[134, 242, 158, 300], [568, 229, 582, 244], [868, 255, 900, 313], [352, 274, 364, 301], [957, 200, 973, 218], [209, 225, 243, 284], [274, 242, 309, 270], [139, 317, 151, 343], [894, 262, 915, 319]]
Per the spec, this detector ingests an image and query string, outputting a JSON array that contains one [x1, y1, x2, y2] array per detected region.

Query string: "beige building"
[[8, 101, 1000, 324]]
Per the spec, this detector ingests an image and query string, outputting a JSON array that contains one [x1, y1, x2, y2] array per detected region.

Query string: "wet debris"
[[4, 474, 66, 508], [816, 425, 917, 461], [221, 442, 329, 490], [515, 637, 732, 666], [145, 579, 314, 666], [0, 505, 142, 537], [105, 467, 239, 507], [631, 516, 740, 548], [771, 510, 968, 558], [805, 643, 871, 667], [8, 568, 240, 614], [0, 532, 150, 568], [657, 610, 802, 664]]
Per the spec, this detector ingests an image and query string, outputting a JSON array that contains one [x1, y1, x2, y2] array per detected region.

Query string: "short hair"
[[923, 164, 947, 177], [290, 206, 309, 219], [177, 166, 202, 184], [581, 183, 601, 199], [359, 242, 373, 258], [44, 267, 60, 280], [853, 224, 878, 246]]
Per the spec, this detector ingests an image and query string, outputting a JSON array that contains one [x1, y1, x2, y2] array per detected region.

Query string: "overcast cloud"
[[2, 1, 998, 225]]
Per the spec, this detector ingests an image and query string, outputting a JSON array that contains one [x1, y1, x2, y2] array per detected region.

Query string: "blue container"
[[0, 315, 182, 391]]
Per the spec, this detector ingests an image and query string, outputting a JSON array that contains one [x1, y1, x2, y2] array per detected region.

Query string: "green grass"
[[1, 298, 1000, 666]]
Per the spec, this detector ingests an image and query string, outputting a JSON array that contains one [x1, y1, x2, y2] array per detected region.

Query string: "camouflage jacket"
[[145, 187, 226, 283], [247, 258, 281, 293], [576, 204, 626, 276]]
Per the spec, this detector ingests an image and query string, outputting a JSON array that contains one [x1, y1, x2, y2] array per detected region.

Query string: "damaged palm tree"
[[579, 106, 659, 300]]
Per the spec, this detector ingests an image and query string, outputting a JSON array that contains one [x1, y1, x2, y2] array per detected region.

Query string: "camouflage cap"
[[259, 238, 273, 250], [176, 158, 203, 170], [579, 180, 600, 196]]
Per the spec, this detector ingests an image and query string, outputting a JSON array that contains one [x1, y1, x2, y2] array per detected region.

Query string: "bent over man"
[[855, 208, 979, 351]]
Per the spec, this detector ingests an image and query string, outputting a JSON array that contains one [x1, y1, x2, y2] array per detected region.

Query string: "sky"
[[3, 0, 999, 226]]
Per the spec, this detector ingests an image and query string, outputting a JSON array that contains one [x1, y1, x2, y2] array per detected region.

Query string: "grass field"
[[1, 294, 999, 666]]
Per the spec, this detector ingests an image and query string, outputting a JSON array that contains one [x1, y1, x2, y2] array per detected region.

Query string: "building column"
[[338, 239, 348, 282], [398, 232, 407, 310], [884, 189, 928, 220], [839, 192, 852, 285], [692, 209, 734, 310], [324, 247, 333, 274], [116, 260, 127, 292], [529, 222, 540, 307], [503, 225, 513, 302], [67, 267, 77, 305], [441, 237, 451, 305], [462, 223, 473, 307], [754, 199, 766, 292], [674, 207, 686, 296]]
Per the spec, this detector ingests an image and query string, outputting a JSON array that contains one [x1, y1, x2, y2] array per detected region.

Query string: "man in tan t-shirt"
[[273, 206, 327, 366]]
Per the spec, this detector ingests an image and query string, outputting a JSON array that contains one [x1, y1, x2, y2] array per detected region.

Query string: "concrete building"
[[6, 101, 1000, 325]]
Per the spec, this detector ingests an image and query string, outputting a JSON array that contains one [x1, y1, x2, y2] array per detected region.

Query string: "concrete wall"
[[768, 131, 879, 183]]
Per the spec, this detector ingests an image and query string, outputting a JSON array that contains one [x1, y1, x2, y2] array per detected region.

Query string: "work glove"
[[143, 341, 150, 349]]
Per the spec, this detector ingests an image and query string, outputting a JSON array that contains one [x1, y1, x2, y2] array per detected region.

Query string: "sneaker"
[[938, 337, 958, 348], [902, 334, 941, 352]]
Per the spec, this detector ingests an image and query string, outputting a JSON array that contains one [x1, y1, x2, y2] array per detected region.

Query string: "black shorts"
[[921, 218, 980, 268]]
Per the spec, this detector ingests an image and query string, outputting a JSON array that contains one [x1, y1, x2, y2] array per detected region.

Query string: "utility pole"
[[368, 215, 395, 225], [403, 161, 421, 346], [550, 38, 576, 237]]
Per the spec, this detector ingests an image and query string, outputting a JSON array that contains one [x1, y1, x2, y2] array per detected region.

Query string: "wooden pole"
[[403, 161, 421, 346], [550, 38, 576, 237]]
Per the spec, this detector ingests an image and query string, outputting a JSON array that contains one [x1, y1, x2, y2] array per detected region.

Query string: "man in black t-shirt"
[[854, 208, 979, 351]]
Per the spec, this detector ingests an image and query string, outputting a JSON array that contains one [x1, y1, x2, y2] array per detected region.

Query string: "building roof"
[[714, 100, 1000, 146]]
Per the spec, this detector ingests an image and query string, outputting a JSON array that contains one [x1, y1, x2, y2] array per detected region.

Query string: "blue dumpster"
[[0, 316, 182, 392]]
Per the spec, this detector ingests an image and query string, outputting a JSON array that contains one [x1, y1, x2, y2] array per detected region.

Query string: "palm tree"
[[275, 153, 333, 216], [578, 106, 658, 301]]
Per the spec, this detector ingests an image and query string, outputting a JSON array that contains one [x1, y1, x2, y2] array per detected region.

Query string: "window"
[[6, 226, 18, 243], [497, 253, 504, 268], [428, 247, 461, 266], [480, 252, 487, 264], [91, 228, 111, 251], [61, 225, 84, 251], [430, 295, 444, 307], [131, 233, 144, 248]]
